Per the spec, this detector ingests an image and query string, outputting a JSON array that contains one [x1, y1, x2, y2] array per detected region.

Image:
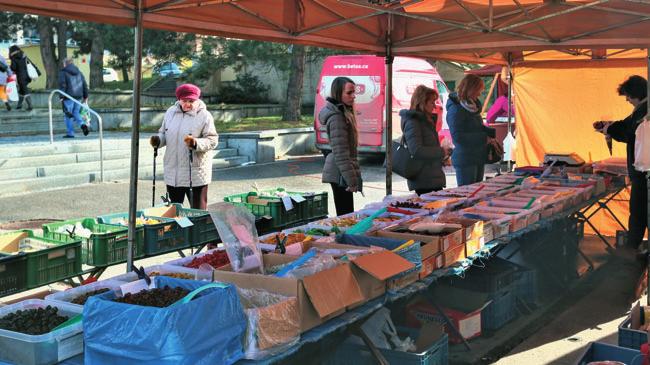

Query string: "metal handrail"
[[48, 89, 104, 182]]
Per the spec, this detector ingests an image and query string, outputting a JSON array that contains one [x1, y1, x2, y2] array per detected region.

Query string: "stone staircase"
[[0, 133, 249, 197], [0, 109, 67, 136]]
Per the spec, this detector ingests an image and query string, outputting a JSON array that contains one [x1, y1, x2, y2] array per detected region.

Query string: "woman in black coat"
[[399, 85, 446, 195], [9, 45, 37, 111]]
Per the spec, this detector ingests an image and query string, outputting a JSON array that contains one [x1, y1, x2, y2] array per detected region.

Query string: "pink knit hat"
[[175, 83, 201, 101]]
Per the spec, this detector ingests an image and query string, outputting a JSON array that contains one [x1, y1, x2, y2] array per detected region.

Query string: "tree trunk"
[[121, 65, 129, 83], [89, 28, 104, 89], [36, 16, 59, 89], [282, 45, 306, 122], [56, 20, 67, 62]]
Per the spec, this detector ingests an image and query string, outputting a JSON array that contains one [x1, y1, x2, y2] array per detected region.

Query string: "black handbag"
[[391, 136, 423, 179], [486, 138, 504, 164]]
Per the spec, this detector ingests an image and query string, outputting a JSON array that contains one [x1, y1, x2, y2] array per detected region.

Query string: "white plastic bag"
[[26, 60, 39, 80], [634, 118, 650, 172]]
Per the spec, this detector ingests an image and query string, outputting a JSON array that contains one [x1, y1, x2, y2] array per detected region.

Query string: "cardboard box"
[[214, 253, 364, 332], [443, 243, 466, 267], [406, 287, 491, 343], [436, 215, 484, 243], [419, 254, 444, 279], [465, 237, 484, 257], [351, 250, 415, 301], [386, 270, 419, 291], [374, 221, 463, 258]]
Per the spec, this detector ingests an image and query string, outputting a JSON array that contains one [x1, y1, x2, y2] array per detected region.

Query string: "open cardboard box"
[[373, 218, 464, 260], [435, 214, 485, 257], [0, 231, 29, 253]]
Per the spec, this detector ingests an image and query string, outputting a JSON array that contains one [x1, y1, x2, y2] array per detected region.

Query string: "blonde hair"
[[457, 74, 484, 101], [409, 85, 438, 115]]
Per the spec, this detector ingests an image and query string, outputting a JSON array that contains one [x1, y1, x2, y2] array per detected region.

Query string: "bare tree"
[[282, 45, 306, 122], [36, 16, 58, 89]]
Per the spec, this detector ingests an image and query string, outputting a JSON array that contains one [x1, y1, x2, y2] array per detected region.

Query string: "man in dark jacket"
[[8, 45, 37, 111], [58, 58, 89, 138], [594, 75, 648, 251]]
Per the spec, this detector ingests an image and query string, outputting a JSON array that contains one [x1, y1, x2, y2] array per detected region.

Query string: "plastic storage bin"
[[224, 192, 304, 229], [45, 279, 125, 307], [0, 299, 84, 365], [618, 316, 648, 350], [325, 327, 448, 365], [0, 253, 27, 296], [110, 264, 202, 282], [42, 218, 144, 267], [140, 204, 218, 248], [481, 288, 516, 331], [575, 342, 642, 365], [97, 211, 188, 256]]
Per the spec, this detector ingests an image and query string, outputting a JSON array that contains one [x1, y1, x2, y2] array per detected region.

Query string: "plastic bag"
[[5, 75, 18, 102], [284, 254, 337, 279], [210, 203, 264, 273], [634, 118, 650, 172], [83, 276, 247, 365], [80, 103, 92, 126], [237, 287, 300, 359]]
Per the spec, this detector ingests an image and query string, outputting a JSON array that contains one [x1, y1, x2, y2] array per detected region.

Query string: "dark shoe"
[[4, 102, 10, 111], [62, 135, 75, 139], [81, 124, 89, 136], [25, 106, 33, 111]]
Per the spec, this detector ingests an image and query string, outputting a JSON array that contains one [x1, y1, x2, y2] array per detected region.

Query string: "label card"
[[282, 196, 294, 211], [290, 194, 306, 203], [175, 217, 194, 228]]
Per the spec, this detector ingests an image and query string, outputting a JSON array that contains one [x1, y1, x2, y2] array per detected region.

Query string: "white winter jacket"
[[157, 100, 218, 187]]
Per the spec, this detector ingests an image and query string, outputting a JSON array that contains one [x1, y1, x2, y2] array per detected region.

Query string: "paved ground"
[[0, 155, 644, 364]]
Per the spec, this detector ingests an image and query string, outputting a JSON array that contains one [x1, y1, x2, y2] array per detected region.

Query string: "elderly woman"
[[150, 84, 218, 209], [446, 74, 496, 186], [399, 85, 446, 195], [319, 76, 362, 215]]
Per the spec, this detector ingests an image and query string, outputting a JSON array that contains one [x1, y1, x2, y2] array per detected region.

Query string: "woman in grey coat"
[[319, 77, 361, 215], [399, 85, 446, 195]]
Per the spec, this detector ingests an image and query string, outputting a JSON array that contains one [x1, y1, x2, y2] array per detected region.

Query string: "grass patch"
[[100, 77, 160, 91]]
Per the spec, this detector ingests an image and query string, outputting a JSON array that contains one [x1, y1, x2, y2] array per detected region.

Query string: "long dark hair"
[[330, 76, 355, 103]]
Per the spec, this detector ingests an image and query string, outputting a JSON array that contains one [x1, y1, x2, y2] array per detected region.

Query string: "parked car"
[[314, 55, 450, 155], [102, 68, 119, 82], [154, 62, 182, 77]]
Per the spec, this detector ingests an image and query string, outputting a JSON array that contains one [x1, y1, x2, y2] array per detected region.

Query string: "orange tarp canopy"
[[2, 1, 650, 64], [513, 59, 645, 235]]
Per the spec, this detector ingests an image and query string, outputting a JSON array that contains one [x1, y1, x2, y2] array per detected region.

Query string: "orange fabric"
[[513, 59, 646, 236]]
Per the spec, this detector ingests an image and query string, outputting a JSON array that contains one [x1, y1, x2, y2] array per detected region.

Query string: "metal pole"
[[646, 47, 650, 306], [127, 0, 144, 273], [507, 52, 513, 172], [385, 14, 394, 196]]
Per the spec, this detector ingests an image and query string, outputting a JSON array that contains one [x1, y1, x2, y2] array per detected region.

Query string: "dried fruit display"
[[0, 306, 68, 335], [260, 233, 307, 245], [391, 201, 423, 209], [114, 286, 190, 307], [71, 288, 111, 305], [184, 250, 230, 269]]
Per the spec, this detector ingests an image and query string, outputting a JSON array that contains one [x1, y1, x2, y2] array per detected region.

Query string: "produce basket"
[[98, 210, 189, 256], [110, 264, 202, 282], [43, 218, 144, 267], [224, 191, 304, 230], [0, 252, 27, 296], [0, 299, 84, 365], [165, 248, 231, 270], [1, 230, 82, 289], [45, 279, 125, 307], [140, 204, 219, 247]]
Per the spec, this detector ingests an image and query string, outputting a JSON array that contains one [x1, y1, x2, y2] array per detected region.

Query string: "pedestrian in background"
[[399, 85, 446, 195], [150, 84, 218, 210], [58, 58, 89, 138], [446, 74, 496, 186], [8, 45, 38, 111], [0, 54, 11, 111], [319, 76, 362, 215]]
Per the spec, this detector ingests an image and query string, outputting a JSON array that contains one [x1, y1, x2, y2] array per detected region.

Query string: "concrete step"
[[213, 148, 238, 158], [0, 139, 139, 158], [0, 147, 156, 169], [213, 155, 249, 168]]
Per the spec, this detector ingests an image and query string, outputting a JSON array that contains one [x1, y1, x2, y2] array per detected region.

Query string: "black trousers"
[[167, 184, 208, 210], [330, 183, 354, 216], [628, 175, 648, 249]]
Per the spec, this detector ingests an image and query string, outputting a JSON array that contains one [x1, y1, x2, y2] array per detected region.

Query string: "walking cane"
[[188, 134, 194, 208], [152, 147, 158, 207]]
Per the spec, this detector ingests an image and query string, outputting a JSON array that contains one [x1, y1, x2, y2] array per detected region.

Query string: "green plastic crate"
[[259, 189, 329, 221], [43, 218, 144, 267], [1, 230, 83, 289], [224, 192, 303, 229], [141, 204, 218, 247], [98, 211, 189, 255], [0, 253, 27, 296]]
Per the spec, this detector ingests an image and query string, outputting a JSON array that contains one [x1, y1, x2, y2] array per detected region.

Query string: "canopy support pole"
[[507, 52, 513, 172], [385, 14, 394, 196], [646, 47, 650, 306], [127, 0, 144, 273]]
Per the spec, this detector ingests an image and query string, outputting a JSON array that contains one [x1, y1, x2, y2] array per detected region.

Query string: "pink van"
[[314, 55, 450, 154]]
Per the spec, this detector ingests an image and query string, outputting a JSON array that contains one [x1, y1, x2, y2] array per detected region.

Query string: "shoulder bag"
[[391, 135, 423, 179]]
